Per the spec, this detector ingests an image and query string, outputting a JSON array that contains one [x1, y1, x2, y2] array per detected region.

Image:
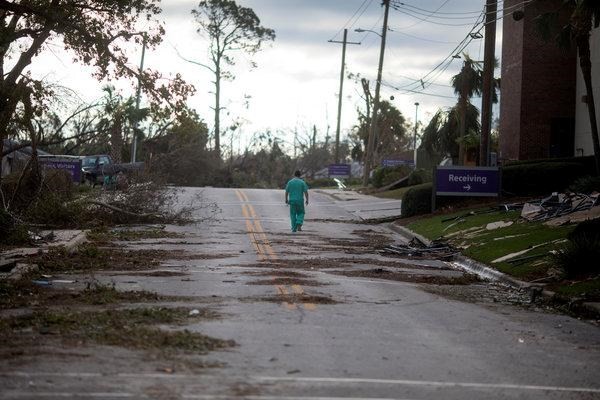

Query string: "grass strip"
[[0, 307, 233, 354]]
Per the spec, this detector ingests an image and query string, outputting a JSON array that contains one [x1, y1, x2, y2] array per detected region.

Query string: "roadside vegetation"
[[403, 205, 599, 302], [0, 225, 235, 366]]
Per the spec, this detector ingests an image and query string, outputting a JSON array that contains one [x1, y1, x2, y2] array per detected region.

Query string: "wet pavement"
[[1, 187, 599, 400]]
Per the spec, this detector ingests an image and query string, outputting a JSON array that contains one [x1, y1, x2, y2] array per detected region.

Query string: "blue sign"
[[40, 159, 82, 183], [328, 163, 351, 178], [436, 166, 500, 197], [382, 159, 414, 168]]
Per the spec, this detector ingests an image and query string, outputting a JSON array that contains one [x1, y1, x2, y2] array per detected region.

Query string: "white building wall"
[[574, 26, 600, 156]]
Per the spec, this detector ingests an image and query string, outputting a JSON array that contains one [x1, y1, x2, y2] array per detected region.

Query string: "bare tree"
[[182, 0, 275, 158]]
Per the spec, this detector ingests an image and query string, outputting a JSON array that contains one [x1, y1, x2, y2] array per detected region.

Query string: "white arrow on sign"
[[463, 184, 471, 191]]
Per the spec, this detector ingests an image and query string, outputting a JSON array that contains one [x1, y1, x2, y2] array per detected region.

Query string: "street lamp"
[[413, 102, 419, 165], [354, 28, 381, 37]]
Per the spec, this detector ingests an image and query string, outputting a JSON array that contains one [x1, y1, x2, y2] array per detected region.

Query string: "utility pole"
[[413, 102, 419, 165], [479, 0, 497, 166], [362, 0, 390, 186], [329, 29, 361, 164], [131, 34, 147, 163]]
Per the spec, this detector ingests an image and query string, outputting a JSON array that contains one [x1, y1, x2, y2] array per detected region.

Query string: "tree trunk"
[[458, 96, 467, 165], [214, 66, 221, 158], [577, 35, 600, 175], [110, 117, 123, 163]]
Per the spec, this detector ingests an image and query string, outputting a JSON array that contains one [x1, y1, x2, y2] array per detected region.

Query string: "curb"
[[63, 230, 88, 253], [387, 223, 431, 246], [387, 221, 600, 320], [388, 222, 527, 288]]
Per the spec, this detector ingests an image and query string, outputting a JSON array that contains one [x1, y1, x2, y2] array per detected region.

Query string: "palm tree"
[[536, 0, 600, 174], [420, 104, 481, 163], [451, 53, 482, 165]]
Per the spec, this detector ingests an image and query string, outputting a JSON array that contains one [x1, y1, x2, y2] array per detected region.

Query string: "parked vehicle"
[[81, 155, 143, 185]]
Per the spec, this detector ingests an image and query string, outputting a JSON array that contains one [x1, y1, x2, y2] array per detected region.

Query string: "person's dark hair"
[[294, 170, 302, 177]]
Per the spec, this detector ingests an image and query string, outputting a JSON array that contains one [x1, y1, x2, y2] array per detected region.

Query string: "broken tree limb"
[[87, 200, 159, 219]]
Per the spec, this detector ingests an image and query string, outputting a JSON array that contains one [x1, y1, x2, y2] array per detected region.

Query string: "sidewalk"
[[315, 188, 402, 221], [0, 230, 87, 275]]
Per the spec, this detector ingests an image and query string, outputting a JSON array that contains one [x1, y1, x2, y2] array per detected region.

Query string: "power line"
[[392, 6, 484, 26], [330, 0, 374, 41], [388, 29, 457, 44], [391, 0, 506, 16], [392, 5, 485, 20], [392, 0, 452, 30], [390, 1, 485, 15], [377, 0, 534, 99], [381, 80, 456, 99]]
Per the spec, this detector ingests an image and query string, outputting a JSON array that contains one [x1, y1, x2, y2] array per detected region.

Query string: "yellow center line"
[[237, 189, 314, 311], [239, 200, 266, 261], [276, 285, 297, 310], [291, 284, 316, 310]]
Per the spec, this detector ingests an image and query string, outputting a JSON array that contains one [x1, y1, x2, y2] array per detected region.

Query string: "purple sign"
[[40, 159, 82, 183], [436, 166, 500, 197], [328, 163, 351, 178], [382, 159, 414, 168]]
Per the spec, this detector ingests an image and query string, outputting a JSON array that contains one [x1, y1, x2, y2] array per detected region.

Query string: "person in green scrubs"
[[285, 170, 309, 232]]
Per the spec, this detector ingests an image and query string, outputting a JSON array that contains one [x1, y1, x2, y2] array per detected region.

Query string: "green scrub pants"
[[289, 200, 305, 232]]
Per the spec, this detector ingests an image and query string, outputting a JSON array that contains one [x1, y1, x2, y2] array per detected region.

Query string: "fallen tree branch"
[[87, 200, 159, 219]]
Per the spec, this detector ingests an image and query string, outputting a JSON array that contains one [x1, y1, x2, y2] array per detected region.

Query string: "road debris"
[[381, 237, 458, 260], [331, 269, 479, 285], [520, 192, 599, 222]]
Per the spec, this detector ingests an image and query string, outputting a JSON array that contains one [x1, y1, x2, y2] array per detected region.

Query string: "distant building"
[[1, 139, 51, 177], [499, 0, 599, 161]]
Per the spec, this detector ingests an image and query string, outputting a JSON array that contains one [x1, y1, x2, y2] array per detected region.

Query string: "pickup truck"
[[81, 154, 144, 185]]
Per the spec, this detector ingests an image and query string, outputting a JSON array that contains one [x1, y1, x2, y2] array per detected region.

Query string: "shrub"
[[306, 178, 337, 188], [502, 162, 585, 195], [372, 165, 412, 188], [0, 207, 16, 244], [569, 175, 600, 194], [552, 219, 600, 278], [506, 155, 596, 175], [401, 183, 433, 217], [0, 207, 29, 245], [25, 192, 86, 227], [407, 168, 432, 186]]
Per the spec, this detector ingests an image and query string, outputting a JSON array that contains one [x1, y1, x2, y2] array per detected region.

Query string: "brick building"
[[499, 0, 599, 162]]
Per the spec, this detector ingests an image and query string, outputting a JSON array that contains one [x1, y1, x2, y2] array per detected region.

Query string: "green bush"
[[0, 207, 29, 245], [569, 175, 600, 193], [0, 207, 15, 244], [407, 168, 432, 186], [552, 219, 600, 278], [25, 192, 86, 227], [506, 155, 596, 175], [401, 183, 433, 217], [306, 178, 337, 188], [502, 162, 585, 195], [372, 165, 412, 188]]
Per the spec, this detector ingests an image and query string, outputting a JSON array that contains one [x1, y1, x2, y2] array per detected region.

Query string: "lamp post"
[[357, 0, 390, 187], [413, 102, 419, 166], [131, 33, 147, 164]]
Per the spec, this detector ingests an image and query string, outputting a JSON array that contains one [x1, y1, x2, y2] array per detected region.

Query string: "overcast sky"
[[31, 0, 507, 153]]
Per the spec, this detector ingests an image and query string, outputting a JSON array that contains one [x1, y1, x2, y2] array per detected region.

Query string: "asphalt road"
[[2, 187, 599, 400]]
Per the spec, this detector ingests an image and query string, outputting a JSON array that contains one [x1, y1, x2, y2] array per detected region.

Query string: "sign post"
[[433, 166, 501, 211]]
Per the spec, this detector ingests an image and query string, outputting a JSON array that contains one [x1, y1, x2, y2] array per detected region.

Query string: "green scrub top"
[[285, 177, 308, 203]]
